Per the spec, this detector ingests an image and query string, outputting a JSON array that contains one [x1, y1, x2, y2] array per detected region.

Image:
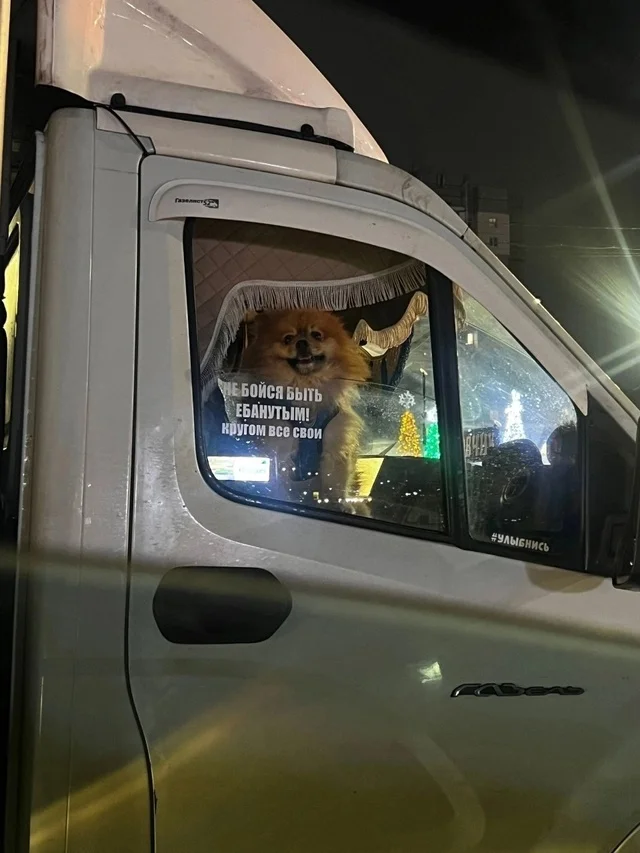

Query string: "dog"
[[240, 308, 371, 510]]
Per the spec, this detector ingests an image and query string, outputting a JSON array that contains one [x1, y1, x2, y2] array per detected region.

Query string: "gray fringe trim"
[[200, 259, 426, 399]]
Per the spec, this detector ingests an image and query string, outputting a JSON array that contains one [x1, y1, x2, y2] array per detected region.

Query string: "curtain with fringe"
[[353, 291, 429, 356], [200, 259, 427, 398]]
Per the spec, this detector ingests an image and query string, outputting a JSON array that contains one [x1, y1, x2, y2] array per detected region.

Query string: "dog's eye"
[[283, 334, 294, 345], [310, 330, 323, 341]]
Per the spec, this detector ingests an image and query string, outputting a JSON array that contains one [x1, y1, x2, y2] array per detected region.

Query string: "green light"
[[424, 420, 441, 460]]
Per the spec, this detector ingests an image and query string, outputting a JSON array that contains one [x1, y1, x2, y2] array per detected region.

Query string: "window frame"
[[183, 216, 585, 570]]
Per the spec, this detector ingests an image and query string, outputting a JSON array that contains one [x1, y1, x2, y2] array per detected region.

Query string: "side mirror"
[[613, 418, 640, 589]]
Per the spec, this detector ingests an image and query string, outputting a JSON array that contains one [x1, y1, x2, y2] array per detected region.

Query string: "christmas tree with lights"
[[398, 411, 422, 456], [503, 390, 525, 443], [397, 391, 422, 457]]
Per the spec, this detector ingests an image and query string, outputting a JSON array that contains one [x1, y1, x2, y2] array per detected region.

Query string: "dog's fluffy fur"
[[241, 308, 370, 507]]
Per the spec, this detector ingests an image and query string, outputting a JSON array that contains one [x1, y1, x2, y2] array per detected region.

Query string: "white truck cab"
[[2, 1, 640, 851]]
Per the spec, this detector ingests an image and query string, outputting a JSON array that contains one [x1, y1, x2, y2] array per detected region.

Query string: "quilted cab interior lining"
[[191, 219, 405, 360]]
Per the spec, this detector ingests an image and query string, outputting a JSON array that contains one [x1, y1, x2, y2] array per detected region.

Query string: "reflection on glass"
[[202, 370, 445, 532], [456, 292, 580, 555]]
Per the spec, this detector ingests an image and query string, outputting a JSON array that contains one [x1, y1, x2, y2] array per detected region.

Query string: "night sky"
[[258, 0, 640, 403]]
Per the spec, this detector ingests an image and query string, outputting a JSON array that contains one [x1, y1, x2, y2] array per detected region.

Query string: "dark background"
[[258, 0, 640, 403]]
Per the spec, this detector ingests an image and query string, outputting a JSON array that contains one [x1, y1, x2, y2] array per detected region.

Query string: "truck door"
[[129, 152, 640, 852]]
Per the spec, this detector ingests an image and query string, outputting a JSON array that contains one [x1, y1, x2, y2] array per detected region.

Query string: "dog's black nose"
[[296, 338, 311, 356]]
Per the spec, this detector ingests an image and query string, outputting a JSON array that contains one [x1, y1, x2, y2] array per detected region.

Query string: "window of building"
[[187, 219, 446, 534], [456, 289, 581, 561]]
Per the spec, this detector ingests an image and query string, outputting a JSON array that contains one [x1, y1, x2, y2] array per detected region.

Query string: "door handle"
[[152, 566, 292, 644]]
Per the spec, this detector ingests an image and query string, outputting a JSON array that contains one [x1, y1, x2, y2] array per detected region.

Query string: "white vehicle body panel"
[[7, 1, 640, 851], [36, 0, 386, 161], [12, 105, 640, 853]]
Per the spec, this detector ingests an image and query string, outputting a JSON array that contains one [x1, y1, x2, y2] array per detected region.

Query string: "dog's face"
[[268, 310, 341, 377], [243, 308, 370, 385]]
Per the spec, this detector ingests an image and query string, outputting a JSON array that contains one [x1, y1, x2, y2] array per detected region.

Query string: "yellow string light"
[[398, 410, 422, 457]]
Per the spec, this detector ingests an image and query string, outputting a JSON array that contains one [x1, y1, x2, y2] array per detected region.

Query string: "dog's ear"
[[244, 309, 259, 323]]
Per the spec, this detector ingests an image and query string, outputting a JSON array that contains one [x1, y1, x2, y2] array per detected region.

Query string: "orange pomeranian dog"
[[241, 308, 371, 509]]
